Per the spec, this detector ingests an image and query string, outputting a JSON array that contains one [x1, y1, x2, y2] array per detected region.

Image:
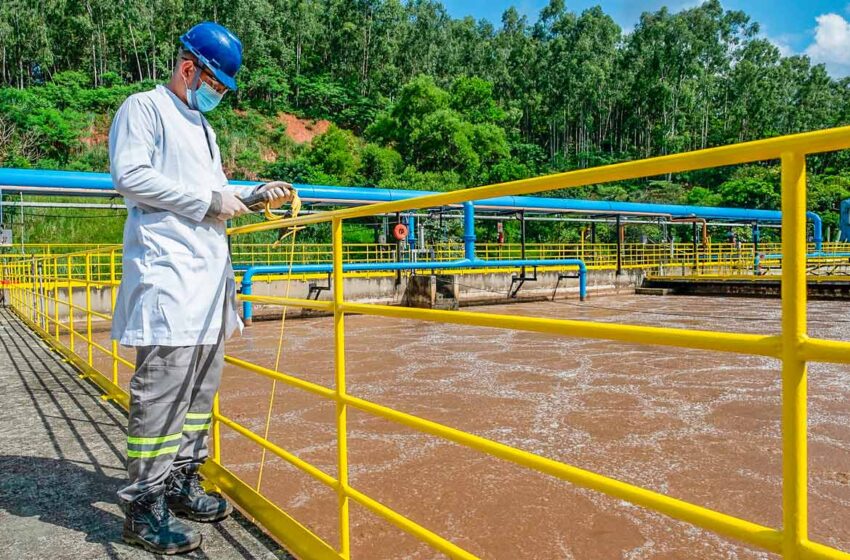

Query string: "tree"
[[308, 125, 362, 184]]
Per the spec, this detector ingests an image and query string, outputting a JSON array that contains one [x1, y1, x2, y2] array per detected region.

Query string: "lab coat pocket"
[[138, 211, 197, 262]]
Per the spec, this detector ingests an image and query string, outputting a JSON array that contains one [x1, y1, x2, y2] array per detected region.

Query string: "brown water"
[[80, 295, 850, 559]]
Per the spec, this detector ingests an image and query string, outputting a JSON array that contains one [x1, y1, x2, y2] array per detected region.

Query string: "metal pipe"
[[388, 213, 784, 228], [463, 202, 476, 260], [692, 222, 698, 273], [806, 211, 823, 251], [519, 210, 526, 276], [616, 215, 622, 276], [0, 201, 128, 209], [407, 214, 416, 245], [753, 224, 761, 275], [239, 258, 588, 323], [0, 168, 821, 240]]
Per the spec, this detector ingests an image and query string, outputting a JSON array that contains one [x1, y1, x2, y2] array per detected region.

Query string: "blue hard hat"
[[180, 22, 242, 91]]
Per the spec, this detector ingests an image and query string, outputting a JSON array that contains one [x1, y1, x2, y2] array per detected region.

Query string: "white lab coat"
[[108, 85, 256, 347]]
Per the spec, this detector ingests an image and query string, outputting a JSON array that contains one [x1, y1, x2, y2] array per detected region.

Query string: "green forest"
[[1, 0, 850, 244]]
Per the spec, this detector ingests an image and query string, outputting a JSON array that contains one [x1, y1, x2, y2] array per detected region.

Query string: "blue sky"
[[442, 1, 850, 76]]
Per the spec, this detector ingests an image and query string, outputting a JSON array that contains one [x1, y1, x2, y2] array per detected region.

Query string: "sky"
[[441, 0, 850, 77]]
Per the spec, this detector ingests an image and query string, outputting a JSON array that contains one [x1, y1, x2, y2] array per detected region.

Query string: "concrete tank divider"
[[241, 267, 644, 323], [18, 267, 652, 326]]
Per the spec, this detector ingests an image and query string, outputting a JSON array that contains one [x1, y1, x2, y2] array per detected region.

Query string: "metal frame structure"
[[3, 126, 850, 558]]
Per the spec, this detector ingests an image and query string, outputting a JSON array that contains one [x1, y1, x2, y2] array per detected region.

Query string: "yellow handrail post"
[[67, 255, 75, 353], [780, 151, 808, 559], [212, 391, 222, 465], [110, 249, 119, 385], [53, 256, 60, 339], [85, 253, 93, 366], [25, 260, 33, 321], [332, 217, 351, 559], [35, 259, 43, 327], [208, 389, 223, 495]]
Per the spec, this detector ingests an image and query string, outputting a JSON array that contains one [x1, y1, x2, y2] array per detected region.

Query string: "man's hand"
[[254, 181, 294, 210], [213, 192, 249, 221]]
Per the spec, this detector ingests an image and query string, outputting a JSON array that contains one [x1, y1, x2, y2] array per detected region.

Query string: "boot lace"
[[150, 494, 169, 522], [184, 471, 207, 499]]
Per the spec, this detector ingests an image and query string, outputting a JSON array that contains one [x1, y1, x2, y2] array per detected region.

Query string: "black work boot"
[[166, 464, 233, 522], [121, 488, 202, 554]]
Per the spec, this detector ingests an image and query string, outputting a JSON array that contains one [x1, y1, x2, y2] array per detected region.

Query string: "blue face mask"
[[185, 67, 226, 112]]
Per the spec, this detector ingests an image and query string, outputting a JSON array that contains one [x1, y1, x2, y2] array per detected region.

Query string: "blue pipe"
[[807, 211, 823, 251], [238, 258, 588, 323], [463, 201, 476, 260], [0, 168, 824, 243], [407, 214, 416, 245]]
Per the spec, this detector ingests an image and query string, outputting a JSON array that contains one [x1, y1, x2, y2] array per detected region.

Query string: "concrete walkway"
[[0, 308, 292, 560]]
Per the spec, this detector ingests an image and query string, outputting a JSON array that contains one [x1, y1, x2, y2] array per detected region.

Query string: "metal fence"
[[3, 126, 850, 559], [8, 241, 849, 277]]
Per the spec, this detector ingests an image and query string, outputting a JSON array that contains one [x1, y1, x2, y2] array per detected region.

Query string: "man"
[[108, 22, 292, 554]]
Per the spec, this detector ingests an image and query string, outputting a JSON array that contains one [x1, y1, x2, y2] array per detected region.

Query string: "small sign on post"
[[0, 229, 12, 246]]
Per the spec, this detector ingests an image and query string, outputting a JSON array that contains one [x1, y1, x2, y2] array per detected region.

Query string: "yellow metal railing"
[[3, 125, 850, 559], [8, 238, 850, 279], [229, 242, 399, 266], [0, 242, 121, 258], [7, 240, 850, 277]]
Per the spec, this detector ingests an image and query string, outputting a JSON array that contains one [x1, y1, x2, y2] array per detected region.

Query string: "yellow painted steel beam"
[[345, 485, 479, 560], [645, 275, 850, 283], [88, 338, 116, 360], [798, 338, 850, 364], [34, 292, 114, 321], [800, 540, 850, 560], [781, 152, 808, 559], [18, 244, 122, 262], [110, 249, 120, 385], [339, 302, 782, 358], [224, 355, 336, 400], [215, 412, 338, 488], [228, 125, 850, 236], [339, 391, 783, 554], [332, 217, 351, 559], [238, 294, 334, 312], [199, 460, 343, 560]]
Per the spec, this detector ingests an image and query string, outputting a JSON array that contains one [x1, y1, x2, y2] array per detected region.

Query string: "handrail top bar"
[[1, 244, 122, 262], [228, 125, 850, 236]]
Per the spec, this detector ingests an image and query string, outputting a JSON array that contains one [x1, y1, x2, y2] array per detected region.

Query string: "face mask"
[[184, 66, 226, 113]]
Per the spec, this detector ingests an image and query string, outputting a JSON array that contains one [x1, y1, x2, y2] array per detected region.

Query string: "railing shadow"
[[0, 455, 127, 557]]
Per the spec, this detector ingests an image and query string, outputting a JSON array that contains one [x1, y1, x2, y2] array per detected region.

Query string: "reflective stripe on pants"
[[117, 331, 224, 503]]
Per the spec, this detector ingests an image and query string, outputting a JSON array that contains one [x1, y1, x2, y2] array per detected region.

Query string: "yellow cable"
[[255, 194, 301, 495]]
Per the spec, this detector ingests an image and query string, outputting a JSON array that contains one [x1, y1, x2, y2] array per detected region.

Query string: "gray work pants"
[[117, 333, 224, 503]]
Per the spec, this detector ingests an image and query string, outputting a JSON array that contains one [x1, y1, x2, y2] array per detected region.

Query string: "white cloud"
[[765, 34, 795, 57], [805, 13, 850, 77]]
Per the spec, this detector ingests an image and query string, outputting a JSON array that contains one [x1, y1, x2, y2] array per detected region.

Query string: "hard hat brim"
[[210, 67, 237, 92], [179, 36, 239, 92]]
